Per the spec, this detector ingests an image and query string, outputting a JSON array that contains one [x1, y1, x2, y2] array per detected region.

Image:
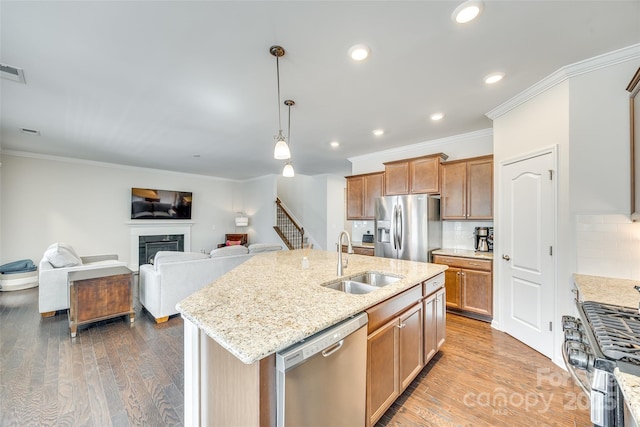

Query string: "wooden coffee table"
[[68, 266, 134, 337]]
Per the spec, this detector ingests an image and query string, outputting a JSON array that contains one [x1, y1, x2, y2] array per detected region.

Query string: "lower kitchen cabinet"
[[424, 288, 445, 363], [367, 301, 423, 426], [433, 254, 493, 321], [365, 275, 445, 427]]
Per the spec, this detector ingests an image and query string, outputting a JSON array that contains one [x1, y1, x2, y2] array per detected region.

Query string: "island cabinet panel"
[[346, 172, 384, 220], [365, 283, 429, 426], [424, 288, 446, 363], [398, 303, 424, 390], [367, 317, 400, 427], [183, 319, 275, 427]]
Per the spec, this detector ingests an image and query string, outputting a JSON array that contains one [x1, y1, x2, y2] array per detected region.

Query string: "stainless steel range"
[[563, 301, 640, 426]]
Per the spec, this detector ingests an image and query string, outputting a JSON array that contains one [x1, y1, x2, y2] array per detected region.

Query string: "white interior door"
[[500, 150, 555, 358]]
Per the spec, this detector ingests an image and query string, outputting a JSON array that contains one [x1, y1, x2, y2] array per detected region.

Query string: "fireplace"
[[128, 222, 192, 271], [139, 234, 184, 266]]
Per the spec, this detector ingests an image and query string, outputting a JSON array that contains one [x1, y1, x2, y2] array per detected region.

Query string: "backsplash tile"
[[575, 214, 640, 280], [442, 221, 493, 250]]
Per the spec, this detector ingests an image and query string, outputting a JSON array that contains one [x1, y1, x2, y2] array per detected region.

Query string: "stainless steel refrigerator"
[[374, 194, 441, 262]]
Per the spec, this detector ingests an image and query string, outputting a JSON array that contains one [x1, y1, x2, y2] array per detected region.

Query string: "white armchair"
[[38, 243, 126, 317]]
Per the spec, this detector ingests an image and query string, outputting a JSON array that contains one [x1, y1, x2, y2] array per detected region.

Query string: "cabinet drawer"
[[423, 273, 445, 297], [432, 255, 492, 272], [366, 284, 422, 333]]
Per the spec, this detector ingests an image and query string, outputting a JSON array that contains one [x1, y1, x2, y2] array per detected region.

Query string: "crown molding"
[[348, 128, 493, 164], [487, 43, 640, 120], [1, 149, 239, 182]]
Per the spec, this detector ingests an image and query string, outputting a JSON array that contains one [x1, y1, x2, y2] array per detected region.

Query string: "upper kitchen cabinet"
[[441, 155, 493, 220], [346, 172, 384, 220], [383, 153, 448, 195]]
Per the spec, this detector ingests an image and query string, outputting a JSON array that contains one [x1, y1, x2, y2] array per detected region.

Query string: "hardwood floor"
[[0, 285, 590, 426], [377, 315, 592, 427]]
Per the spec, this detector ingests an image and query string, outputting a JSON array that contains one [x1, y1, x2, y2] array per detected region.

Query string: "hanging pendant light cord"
[[287, 102, 291, 148], [276, 56, 282, 132]]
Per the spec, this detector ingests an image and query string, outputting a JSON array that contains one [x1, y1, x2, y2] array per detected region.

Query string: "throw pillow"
[[43, 243, 83, 268], [226, 240, 242, 246]]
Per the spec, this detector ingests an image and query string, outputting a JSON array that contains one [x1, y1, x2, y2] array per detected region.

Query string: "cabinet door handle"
[[397, 322, 406, 329]]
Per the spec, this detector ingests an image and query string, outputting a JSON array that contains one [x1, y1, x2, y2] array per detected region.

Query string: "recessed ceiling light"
[[430, 113, 445, 121], [484, 72, 505, 84], [452, 1, 484, 24], [330, 141, 340, 148], [372, 129, 384, 136], [349, 44, 370, 61]]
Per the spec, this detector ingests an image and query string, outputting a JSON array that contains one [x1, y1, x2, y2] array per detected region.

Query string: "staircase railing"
[[274, 198, 305, 250]]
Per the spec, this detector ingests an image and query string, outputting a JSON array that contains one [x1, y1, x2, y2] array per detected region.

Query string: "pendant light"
[[270, 45, 291, 160], [282, 99, 295, 177]]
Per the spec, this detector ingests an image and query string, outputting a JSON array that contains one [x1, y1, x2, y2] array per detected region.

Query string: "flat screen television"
[[131, 188, 192, 220]]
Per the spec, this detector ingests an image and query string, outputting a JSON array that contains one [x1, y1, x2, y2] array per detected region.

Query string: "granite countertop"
[[616, 368, 640, 422], [573, 274, 638, 307], [573, 274, 640, 423], [177, 249, 447, 364], [432, 248, 494, 260]]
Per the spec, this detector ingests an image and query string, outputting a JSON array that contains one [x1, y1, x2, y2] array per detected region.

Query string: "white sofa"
[[38, 243, 126, 317], [139, 243, 282, 323]]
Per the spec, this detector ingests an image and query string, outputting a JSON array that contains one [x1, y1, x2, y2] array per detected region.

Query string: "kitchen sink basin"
[[324, 280, 378, 294], [323, 272, 403, 294], [348, 272, 402, 287]]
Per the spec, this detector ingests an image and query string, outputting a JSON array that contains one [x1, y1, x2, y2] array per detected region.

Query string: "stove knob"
[[568, 347, 594, 370], [564, 329, 583, 342], [566, 341, 585, 352]]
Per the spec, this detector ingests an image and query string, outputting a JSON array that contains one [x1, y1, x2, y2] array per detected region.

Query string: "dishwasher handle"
[[321, 340, 344, 358]]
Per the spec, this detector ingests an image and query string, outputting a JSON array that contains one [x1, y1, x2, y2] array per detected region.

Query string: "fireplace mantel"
[[128, 221, 193, 270]]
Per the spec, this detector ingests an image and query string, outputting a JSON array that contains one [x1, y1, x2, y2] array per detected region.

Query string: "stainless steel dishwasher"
[[276, 312, 368, 427]]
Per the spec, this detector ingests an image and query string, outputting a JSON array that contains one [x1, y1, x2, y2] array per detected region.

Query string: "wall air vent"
[[21, 128, 40, 136], [0, 63, 26, 84]]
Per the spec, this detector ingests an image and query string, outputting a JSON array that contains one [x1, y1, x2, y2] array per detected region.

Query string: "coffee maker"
[[474, 227, 490, 252]]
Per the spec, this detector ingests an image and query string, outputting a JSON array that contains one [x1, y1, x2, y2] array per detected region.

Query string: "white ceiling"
[[1, 1, 639, 180]]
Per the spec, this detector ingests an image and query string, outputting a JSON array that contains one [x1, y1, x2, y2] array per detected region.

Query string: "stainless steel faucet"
[[337, 230, 353, 276]]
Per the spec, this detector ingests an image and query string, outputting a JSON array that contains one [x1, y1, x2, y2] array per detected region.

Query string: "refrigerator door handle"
[[397, 204, 403, 251], [392, 204, 398, 250]]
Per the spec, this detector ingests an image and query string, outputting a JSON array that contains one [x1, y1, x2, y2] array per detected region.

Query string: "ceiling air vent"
[[0, 63, 26, 84]]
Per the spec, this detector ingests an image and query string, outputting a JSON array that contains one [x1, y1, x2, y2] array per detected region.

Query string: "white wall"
[[276, 174, 346, 250], [491, 50, 640, 366], [348, 128, 493, 175], [240, 175, 282, 246], [1, 152, 238, 265]]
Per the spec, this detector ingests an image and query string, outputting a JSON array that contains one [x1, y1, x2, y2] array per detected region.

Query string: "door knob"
[[502, 254, 511, 261]]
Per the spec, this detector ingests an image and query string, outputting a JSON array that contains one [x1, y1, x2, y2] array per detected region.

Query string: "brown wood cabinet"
[[365, 275, 445, 426], [432, 254, 493, 321], [366, 284, 423, 427], [441, 155, 493, 220], [342, 245, 374, 256], [423, 287, 445, 363], [383, 153, 448, 196], [346, 172, 384, 220]]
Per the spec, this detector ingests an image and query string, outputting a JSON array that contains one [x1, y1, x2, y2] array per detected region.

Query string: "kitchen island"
[[177, 249, 447, 426]]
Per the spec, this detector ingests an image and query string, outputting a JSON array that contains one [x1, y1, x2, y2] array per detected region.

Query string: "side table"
[[68, 266, 134, 338]]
